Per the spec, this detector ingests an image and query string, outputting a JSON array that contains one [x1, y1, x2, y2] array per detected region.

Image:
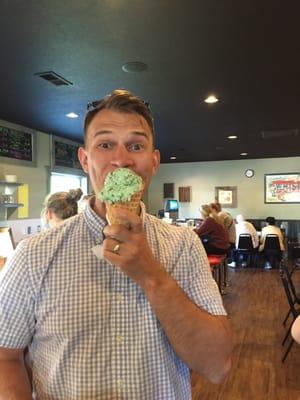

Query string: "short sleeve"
[[0, 239, 35, 348], [185, 231, 227, 316]]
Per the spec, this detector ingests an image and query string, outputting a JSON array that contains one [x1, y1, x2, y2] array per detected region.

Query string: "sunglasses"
[[86, 98, 151, 113]]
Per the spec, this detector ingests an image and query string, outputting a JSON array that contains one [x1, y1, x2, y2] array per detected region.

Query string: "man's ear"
[[151, 149, 160, 176], [78, 147, 89, 174]]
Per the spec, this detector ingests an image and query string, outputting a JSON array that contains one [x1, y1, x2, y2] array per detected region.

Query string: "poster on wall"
[[264, 173, 300, 203]]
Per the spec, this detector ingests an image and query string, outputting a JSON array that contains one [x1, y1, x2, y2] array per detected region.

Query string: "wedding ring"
[[113, 244, 120, 254]]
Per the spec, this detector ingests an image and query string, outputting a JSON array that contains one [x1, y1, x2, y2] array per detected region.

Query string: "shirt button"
[[116, 334, 124, 344], [116, 293, 124, 302]]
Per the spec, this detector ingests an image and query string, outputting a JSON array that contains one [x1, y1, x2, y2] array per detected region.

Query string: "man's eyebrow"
[[93, 130, 150, 139]]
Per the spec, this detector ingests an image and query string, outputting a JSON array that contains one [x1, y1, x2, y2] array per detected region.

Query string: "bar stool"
[[208, 254, 226, 294]]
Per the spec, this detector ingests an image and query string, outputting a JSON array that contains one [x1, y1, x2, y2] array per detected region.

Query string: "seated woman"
[[41, 188, 83, 228], [194, 204, 230, 255]]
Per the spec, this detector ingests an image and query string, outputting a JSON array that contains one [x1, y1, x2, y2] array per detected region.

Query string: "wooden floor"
[[191, 267, 300, 400]]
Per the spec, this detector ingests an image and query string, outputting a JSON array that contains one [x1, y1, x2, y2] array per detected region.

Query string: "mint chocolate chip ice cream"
[[99, 168, 143, 204]]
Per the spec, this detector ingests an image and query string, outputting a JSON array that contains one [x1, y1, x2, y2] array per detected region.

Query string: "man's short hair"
[[266, 216, 275, 225], [83, 89, 155, 146]]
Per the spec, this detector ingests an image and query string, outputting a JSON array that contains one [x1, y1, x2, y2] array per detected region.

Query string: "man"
[[0, 90, 233, 399], [228, 214, 259, 268], [259, 216, 285, 269], [259, 216, 285, 251]]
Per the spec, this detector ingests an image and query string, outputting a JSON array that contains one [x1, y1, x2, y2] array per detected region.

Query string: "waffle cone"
[[106, 190, 143, 225]]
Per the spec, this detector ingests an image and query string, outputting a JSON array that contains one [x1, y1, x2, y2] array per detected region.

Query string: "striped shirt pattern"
[[0, 203, 226, 399]]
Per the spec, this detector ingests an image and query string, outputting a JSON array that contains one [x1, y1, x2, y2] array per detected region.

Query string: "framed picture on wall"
[[51, 135, 85, 175], [215, 186, 237, 208], [265, 173, 300, 203]]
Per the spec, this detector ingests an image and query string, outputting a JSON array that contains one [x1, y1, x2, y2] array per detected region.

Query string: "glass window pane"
[[50, 172, 87, 195]]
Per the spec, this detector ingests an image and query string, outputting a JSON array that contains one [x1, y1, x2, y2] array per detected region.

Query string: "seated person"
[[259, 216, 285, 268], [228, 214, 259, 267], [41, 188, 83, 228], [291, 315, 300, 344], [194, 204, 230, 255], [210, 202, 236, 250]]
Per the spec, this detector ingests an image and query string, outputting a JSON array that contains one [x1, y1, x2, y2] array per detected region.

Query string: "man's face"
[[78, 109, 160, 213]]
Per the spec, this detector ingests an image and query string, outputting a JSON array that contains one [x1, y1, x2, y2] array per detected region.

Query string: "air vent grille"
[[35, 71, 73, 86], [261, 129, 299, 139]]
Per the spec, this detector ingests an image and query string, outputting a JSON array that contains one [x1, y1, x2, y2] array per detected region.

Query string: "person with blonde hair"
[[194, 204, 230, 255], [42, 188, 83, 228]]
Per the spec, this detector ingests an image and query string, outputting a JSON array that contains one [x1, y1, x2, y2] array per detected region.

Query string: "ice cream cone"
[[106, 189, 143, 225]]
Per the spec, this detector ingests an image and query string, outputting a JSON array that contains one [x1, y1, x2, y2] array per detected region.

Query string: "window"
[[50, 172, 88, 195]]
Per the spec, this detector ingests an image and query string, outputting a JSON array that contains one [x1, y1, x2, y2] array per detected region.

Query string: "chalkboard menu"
[[0, 125, 33, 162], [52, 136, 83, 172]]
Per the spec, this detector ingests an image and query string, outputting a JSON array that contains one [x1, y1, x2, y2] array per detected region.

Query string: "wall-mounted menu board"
[[52, 135, 85, 175], [0, 122, 36, 166]]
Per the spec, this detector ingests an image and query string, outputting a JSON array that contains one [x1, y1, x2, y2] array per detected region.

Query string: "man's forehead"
[[88, 109, 152, 137]]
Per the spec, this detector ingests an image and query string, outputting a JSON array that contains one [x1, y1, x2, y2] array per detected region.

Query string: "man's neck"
[[91, 197, 107, 220]]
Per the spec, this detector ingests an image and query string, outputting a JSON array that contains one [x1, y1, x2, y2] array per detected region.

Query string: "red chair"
[[208, 254, 226, 293]]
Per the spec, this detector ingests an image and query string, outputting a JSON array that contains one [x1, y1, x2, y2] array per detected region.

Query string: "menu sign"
[[0, 125, 33, 161], [54, 138, 82, 170]]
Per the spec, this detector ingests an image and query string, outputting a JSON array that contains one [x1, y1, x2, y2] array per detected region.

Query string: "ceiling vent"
[[35, 71, 73, 86], [261, 129, 299, 139]]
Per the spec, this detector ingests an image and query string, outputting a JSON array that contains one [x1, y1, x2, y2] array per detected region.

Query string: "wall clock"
[[245, 169, 255, 178]]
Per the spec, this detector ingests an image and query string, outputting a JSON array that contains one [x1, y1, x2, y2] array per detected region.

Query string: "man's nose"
[[110, 145, 134, 168]]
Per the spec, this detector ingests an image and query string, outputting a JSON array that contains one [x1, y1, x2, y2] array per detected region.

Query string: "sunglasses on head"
[[86, 98, 151, 113]]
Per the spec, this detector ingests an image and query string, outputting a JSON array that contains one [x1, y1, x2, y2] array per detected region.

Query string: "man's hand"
[[103, 208, 233, 383], [102, 208, 163, 286]]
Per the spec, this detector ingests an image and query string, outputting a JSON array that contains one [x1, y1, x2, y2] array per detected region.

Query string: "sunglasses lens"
[[86, 97, 150, 112]]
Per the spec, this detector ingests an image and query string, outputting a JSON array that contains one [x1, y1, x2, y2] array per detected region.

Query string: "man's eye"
[[98, 143, 112, 149], [129, 143, 144, 151]]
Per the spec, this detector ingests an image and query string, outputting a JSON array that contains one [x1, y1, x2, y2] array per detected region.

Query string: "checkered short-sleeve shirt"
[[0, 203, 226, 399]]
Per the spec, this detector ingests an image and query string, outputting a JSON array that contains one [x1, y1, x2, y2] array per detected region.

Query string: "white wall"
[[6, 218, 42, 243], [148, 157, 300, 220]]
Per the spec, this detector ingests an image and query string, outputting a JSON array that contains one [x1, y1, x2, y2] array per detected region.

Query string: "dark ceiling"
[[1, 1, 300, 163]]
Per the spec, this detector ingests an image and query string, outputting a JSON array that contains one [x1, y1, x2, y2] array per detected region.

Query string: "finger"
[[104, 208, 143, 235], [102, 237, 121, 255]]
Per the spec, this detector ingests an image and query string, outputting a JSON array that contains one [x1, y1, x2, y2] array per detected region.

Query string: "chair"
[[262, 234, 282, 268], [290, 244, 300, 276], [280, 269, 300, 362], [207, 254, 226, 294], [235, 234, 257, 267], [280, 262, 300, 326]]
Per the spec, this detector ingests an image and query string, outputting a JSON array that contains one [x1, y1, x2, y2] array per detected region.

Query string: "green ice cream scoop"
[[98, 168, 143, 204]]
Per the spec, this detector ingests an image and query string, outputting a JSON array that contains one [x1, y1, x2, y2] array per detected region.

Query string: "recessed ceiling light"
[[122, 61, 148, 73], [66, 112, 79, 118], [228, 135, 238, 139], [170, 156, 177, 160], [240, 152, 248, 156], [204, 95, 219, 104]]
